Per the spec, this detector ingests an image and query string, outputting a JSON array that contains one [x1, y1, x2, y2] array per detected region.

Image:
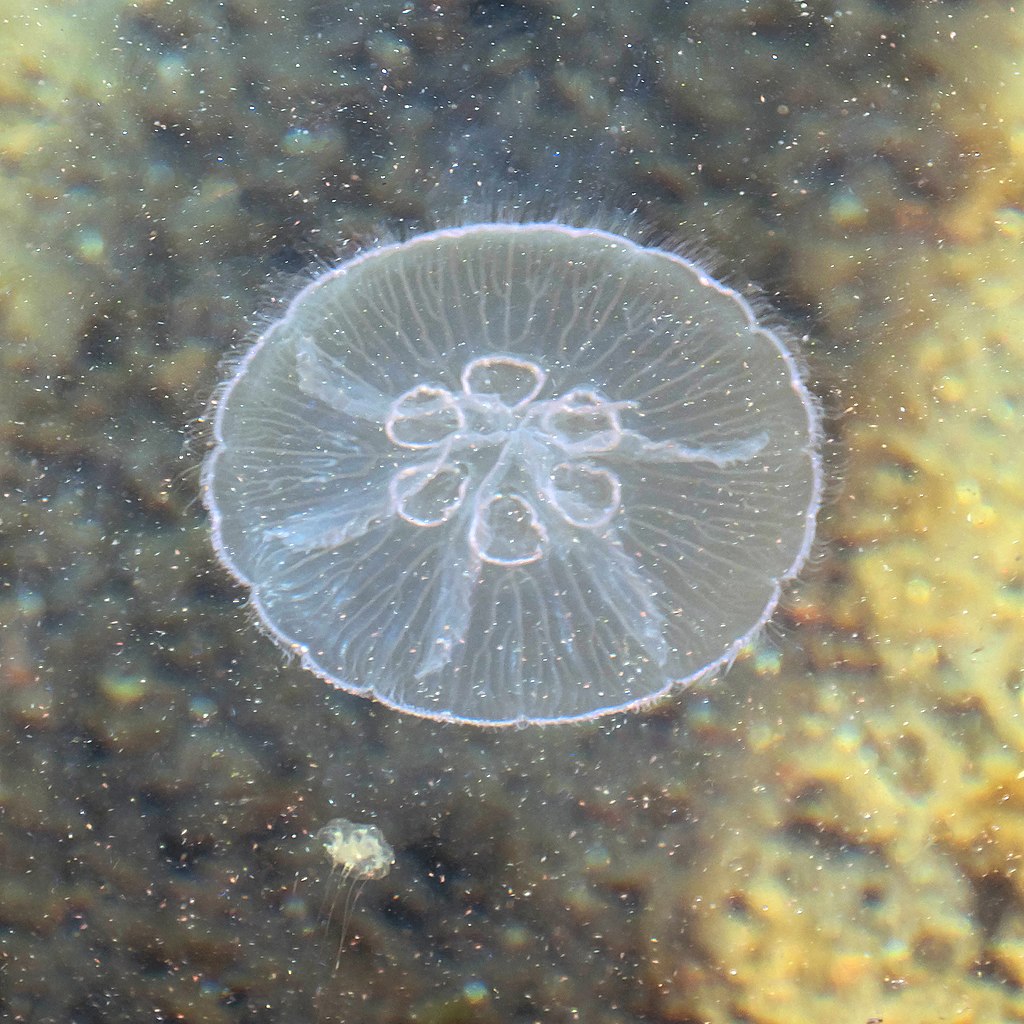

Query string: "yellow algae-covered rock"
[[0, 2, 132, 361], [640, 662, 999, 1023], [638, 3, 1024, 1022]]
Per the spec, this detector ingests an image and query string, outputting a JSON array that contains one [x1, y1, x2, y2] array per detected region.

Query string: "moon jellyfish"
[[316, 818, 393, 969], [202, 222, 823, 725]]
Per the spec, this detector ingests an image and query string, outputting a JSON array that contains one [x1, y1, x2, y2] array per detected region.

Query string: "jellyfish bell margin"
[[202, 221, 824, 727]]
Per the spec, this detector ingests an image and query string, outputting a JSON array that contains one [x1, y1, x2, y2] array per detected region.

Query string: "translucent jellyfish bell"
[[202, 223, 823, 726], [317, 819, 393, 883]]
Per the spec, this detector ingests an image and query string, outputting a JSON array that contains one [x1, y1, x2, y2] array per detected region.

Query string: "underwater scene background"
[[1, 0, 1022, 1021]]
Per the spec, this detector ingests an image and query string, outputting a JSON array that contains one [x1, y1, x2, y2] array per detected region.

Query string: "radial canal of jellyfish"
[[202, 221, 824, 726]]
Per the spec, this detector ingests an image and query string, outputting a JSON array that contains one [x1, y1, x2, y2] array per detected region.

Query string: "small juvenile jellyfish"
[[315, 818, 393, 968], [202, 222, 823, 725]]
